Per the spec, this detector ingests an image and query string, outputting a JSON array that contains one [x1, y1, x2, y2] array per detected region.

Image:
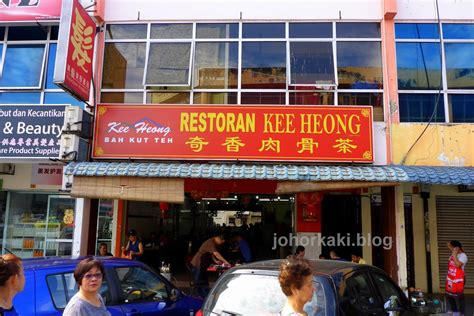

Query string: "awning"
[[65, 162, 474, 186]]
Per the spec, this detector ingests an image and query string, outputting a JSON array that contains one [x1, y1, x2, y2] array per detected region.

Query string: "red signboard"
[[93, 104, 374, 163], [0, 0, 61, 22], [53, 0, 95, 102]]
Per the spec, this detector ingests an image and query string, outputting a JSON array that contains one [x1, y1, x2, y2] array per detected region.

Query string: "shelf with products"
[[8, 222, 61, 258]]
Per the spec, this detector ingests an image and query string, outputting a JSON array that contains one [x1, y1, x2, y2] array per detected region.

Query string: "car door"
[[339, 271, 385, 316], [369, 272, 414, 316], [114, 265, 177, 316]]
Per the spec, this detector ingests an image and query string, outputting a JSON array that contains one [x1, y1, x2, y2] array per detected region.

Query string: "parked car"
[[8, 256, 202, 315], [198, 259, 428, 316]]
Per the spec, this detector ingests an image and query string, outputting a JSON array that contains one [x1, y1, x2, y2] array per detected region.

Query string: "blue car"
[[8, 257, 202, 315]]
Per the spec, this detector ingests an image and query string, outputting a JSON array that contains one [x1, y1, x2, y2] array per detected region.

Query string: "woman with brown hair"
[[0, 254, 25, 315], [278, 257, 315, 316], [63, 257, 111, 316]]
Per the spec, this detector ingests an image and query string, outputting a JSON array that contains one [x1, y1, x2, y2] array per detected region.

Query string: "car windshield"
[[205, 273, 326, 316]]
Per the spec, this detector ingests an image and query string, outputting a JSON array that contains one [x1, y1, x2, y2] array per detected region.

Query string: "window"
[[396, 43, 442, 90], [399, 94, 445, 122], [145, 43, 192, 86], [443, 24, 474, 40], [47, 272, 110, 309], [445, 43, 474, 89], [193, 42, 238, 89], [101, 22, 382, 117], [102, 43, 147, 89], [193, 92, 238, 104], [337, 42, 383, 89], [0, 44, 46, 88], [116, 266, 169, 303], [338, 92, 383, 121], [449, 94, 474, 123], [196, 23, 238, 39], [106, 24, 147, 40], [396, 22, 474, 123], [289, 23, 332, 38], [337, 22, 380, 38], [371, 273, 406, 311], [242, 23, 285, 38], [289, 92, 334, 105], [341, 273, 381, 314], [290, 42, 334, 85], [205, 273, 326, 315], [241, 42, 286, 89], [0, 25, 83, 107], [395, 23, 439, 39]]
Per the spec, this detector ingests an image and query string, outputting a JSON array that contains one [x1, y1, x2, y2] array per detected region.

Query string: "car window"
[[371, 273, 406, 310], [205, 273, 326, 316], [341, 272, 381, 314], [116, 266, 169, 303], [46, 272, 111, 309]]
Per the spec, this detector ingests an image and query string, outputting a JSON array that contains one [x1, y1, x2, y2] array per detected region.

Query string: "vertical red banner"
[[54, 0, 96, 102]]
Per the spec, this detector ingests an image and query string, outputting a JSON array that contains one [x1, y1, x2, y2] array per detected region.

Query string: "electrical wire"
[[400, 0, 444, 165]]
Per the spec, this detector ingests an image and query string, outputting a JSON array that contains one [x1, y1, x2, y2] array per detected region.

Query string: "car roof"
[[21, 256, 140, 271], [232, 259, 379, 277]]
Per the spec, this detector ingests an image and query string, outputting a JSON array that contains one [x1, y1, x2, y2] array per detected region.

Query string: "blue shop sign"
[[0, 105, 65, 159]]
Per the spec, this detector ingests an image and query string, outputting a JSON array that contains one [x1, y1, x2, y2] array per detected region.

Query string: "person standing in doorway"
[[124, 229, 144, 261], [351, 250, 367, 264], [446, 240, 468, 316], [190, 233, 229, 297], [0, 254, 25, 315], [98, 243, 113, 257]]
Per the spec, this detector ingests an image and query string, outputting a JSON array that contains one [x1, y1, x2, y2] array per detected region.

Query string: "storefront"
[[0, 2, 92, 258], [55, 0, 474, 293]]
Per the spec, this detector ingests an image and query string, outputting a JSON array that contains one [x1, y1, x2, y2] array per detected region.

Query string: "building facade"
[[2, 0, 473, 295]]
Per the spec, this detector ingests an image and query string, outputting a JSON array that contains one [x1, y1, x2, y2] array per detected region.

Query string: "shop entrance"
[[321, 194, 362, 260], [122, 179, 295, 272]]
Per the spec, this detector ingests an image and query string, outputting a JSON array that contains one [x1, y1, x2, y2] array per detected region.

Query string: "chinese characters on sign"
[[93, 105, 373, 162], [54, 0, 96, 102]]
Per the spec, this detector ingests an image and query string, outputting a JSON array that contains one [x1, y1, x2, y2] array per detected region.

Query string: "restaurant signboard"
[[93, 104, 373, 162]]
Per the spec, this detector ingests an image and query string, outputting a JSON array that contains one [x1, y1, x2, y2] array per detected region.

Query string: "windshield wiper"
[[220, 310, 242, 316]]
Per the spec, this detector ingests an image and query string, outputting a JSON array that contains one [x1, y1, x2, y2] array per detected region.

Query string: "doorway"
[[321, 194, 362, 260]]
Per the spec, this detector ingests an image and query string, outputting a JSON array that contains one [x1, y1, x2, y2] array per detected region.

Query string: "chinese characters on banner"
[[54, 0, 96, 102], [0, 0, 61, 22], [93, 105, 374, 162]]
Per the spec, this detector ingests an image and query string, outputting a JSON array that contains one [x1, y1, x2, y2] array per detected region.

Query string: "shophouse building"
[[2, 0, 472, 294]]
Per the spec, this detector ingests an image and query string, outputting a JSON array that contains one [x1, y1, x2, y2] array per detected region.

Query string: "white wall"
[[105, 0, 382, 21], [396, 0, 474, 21]]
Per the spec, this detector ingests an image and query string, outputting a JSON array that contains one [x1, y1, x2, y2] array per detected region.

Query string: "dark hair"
[[279, 257, 313, 297], [450, 240, 462, 248], [128, 229, 137, 236], [0, 254, 22, 287], [351, 249, 362, 257], [99, 243, 108, 248], [295, 246, 305, 255], [74, 257, 105, 286]]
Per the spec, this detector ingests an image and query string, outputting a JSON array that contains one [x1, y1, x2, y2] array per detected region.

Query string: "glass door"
[[95, 199, 114, 254], [45, 196, 75, 256]]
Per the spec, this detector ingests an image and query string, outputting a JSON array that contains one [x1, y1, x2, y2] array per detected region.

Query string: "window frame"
[[102, 21, 384, 118], [395, 22, 474, 123]]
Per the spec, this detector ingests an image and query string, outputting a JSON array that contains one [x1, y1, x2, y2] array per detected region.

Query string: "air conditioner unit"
[[59, 134, 89, 162], [0, 163, 15, 175], [63, 106, 93, 139]]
